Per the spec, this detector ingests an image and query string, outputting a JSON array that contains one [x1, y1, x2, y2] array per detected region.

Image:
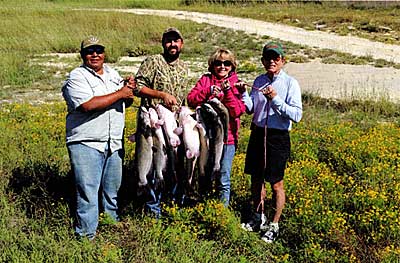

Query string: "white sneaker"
[[261, 223, 279, 243], [241, 213, 267, 232]]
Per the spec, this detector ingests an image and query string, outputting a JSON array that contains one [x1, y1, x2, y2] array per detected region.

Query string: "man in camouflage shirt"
[[135, 27, 189, 111], [134, 27, 190, 216]]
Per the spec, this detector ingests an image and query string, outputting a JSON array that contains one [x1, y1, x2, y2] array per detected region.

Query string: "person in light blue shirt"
[[62, 36, 135, 240], [241, 41, 302, 243]]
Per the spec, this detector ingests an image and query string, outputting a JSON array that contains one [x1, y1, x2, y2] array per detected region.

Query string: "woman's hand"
[[211, 85, 222, 97], [234, 81, 247, 93]]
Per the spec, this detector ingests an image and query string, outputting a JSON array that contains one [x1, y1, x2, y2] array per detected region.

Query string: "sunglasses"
[[214, 60, 233, 67], [83, 47, 105, 55], [163, 36, 182, 43], [263, 53, 282, 62]]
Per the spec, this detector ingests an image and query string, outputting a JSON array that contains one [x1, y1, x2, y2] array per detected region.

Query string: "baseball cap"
[[162, 27, 183, 41], [80, 36, 105, 50], [262, 41, 285, 57]]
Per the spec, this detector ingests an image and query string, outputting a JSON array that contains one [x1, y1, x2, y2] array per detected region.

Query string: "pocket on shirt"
[[87, 80, 109, 96], [110, 77, 122, 87]]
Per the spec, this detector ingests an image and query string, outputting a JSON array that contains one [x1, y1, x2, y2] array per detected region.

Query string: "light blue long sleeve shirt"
[[247, 70, 302, 131]]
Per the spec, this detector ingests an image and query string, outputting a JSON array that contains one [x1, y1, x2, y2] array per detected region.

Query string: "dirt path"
[[285, 60, 400, 102], [88, 8, 400, 102]]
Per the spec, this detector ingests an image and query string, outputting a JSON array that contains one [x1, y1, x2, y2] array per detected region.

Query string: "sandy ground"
[[285, 61, 400, 102], [93, 8, 400, 103]]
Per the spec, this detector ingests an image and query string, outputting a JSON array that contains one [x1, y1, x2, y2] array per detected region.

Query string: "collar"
[[265, 70, 284, 82], [211, 71, 237, 82], [162, 54, 180, 65], [81, 64, 109, 76]]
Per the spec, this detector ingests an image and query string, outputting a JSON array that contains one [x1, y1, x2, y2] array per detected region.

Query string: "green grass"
[[1, 96, 399, 262], [1, 1, 400, 262]]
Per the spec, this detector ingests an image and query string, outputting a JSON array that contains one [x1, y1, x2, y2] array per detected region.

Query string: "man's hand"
[[124, 75, 136, 90], [262, 85, 277, 100], [160, 92, 177, 109], [118, 76, 135, 99], [119, 77, 135, 99], [119, 85, 135, 99]]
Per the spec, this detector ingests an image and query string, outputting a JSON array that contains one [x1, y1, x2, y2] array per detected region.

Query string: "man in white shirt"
[[62, 36, 135, 240]]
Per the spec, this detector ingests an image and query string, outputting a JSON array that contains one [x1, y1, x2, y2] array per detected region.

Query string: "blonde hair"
[[208, 48, 237, 74]]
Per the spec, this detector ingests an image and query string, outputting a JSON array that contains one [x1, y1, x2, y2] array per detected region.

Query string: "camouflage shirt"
[[135, 54, 190, 109]]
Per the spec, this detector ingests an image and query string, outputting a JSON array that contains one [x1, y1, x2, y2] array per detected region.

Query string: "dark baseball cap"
[[162, 27, 183, 41], [262, 41, 285, 57]]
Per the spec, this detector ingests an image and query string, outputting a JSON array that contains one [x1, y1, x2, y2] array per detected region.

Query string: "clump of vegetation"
[[237, 60, 258, 73]]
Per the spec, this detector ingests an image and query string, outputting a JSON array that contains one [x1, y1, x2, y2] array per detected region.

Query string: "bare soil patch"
[[285, 61, 400, 102]]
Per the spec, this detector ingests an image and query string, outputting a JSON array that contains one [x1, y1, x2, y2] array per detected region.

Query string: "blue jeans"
[[144, 172, 162, 218], [67, 142, 123, 239], [219, 144, 235, 207]]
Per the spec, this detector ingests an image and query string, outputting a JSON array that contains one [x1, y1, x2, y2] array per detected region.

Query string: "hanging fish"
[[176, 106, 200, 159], [196, 106, 209, 177], [149, 107, 167, 186], [156, 104, 181, 148], [175, 106, 201, 193], [199, 103, 224, 173], [134, 106, 153, 187], [207, 97, 229, 142]]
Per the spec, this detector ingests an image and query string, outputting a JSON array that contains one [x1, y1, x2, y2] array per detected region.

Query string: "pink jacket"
[[187, 72, 246, 145]]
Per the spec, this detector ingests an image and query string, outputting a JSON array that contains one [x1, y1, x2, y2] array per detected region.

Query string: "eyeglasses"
[[83, 47, 105, 55], [214, 60, 233, 67]]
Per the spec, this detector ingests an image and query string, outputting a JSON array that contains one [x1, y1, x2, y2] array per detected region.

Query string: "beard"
[[164, 46, 181, 62]]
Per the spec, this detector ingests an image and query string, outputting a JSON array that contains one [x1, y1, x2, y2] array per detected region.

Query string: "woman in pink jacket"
[[187, 48, 251, 207]]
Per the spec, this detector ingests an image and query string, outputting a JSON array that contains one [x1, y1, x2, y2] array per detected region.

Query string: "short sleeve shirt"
[[62, 64, 126, 152], [135, 54, 190, 108]]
